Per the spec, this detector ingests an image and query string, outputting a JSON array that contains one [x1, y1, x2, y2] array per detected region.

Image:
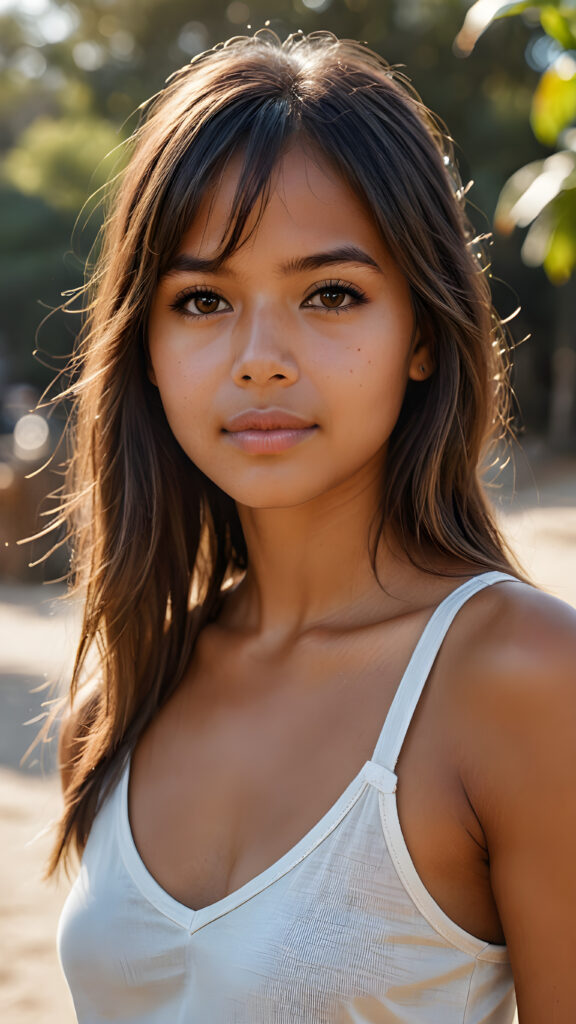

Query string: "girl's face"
[[147, 143, 431, 509]]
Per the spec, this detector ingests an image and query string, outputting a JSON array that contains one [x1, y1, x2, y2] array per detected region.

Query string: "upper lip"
[[223, 409, 317, 431]]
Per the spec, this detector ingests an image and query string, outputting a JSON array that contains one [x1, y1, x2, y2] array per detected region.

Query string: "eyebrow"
[[162, 245, 383, 278], [280, 246, 382, 275]]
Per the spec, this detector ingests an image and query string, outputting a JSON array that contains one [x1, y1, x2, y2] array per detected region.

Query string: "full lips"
[[223, 426, 318, 454]]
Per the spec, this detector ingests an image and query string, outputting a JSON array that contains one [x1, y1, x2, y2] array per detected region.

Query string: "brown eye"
[[303, 282, 365, 312], [170, 288, 230, 318], [319, 289, 345, 308], [193, 294, 220, 314]]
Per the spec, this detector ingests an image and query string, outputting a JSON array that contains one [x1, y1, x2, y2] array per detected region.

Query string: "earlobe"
[[408, 337, 434, 382]]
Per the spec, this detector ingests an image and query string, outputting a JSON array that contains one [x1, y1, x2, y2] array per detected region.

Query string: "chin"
[[212, 476, 330, 511], [233, 489, 322, 511]]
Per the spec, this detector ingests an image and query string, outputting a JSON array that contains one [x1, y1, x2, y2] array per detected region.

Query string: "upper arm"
[[459, 586, 576, 1023]]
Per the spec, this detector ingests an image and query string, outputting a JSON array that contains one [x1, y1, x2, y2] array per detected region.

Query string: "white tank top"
[[58, 571, 519, 1023]]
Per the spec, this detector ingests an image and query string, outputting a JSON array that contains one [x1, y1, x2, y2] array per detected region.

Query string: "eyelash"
[[168, 280, 368, 320], [168, 287, 230, 319], [303, 280, 368, 313]]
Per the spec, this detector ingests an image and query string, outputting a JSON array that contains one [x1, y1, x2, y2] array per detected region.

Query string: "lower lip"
[[223, 427, 317, 454]]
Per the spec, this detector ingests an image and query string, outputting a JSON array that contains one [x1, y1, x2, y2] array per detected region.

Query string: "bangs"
[[149, 92, 300, 275]]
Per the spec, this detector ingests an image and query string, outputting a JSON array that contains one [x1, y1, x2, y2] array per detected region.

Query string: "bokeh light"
[[13, 414, 50, 460], [226, 2, 250, 24]]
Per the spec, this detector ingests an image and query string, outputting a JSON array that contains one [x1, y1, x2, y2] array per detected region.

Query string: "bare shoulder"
[[448, 578, 576, 703], [445, 577, 576, 818], [445, 580, 576, 1018]]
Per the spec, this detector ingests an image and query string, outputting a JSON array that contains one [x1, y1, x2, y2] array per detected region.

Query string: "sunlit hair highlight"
[[44, 30, 526, 876]]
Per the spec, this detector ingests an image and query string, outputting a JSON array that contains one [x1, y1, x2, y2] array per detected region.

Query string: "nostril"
[[240, 372, 287, 381]]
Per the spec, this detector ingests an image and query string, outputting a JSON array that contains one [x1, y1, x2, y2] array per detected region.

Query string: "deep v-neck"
[[119, 749, 394, 933], [118, 571, 518, 934]]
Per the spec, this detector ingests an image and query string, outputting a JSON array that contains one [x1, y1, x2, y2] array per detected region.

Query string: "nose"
[[231, 305, 299, 388]]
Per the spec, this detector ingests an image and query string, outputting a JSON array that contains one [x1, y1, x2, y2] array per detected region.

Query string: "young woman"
[[51, 30, 576, 1024]]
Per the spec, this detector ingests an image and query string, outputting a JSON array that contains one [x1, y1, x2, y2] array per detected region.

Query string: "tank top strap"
[[371, 571, 522, 771]]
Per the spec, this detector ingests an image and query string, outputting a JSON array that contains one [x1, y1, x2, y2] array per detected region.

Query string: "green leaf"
[[541, 7, 576, 48], [494, 1, 548, 18], [495, 151, 576, 230], [543, 215, 576, 282], [518, 185, 576, 282], [520, 208, 555, 266], [454, 0, 574, 55], [454, 1, 536, 56], [495, 158, 548, 231], [531, 61, 576, 145]]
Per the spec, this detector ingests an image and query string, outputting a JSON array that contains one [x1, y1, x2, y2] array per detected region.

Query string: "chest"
[[128, 624, 504, 945], [61, 775, 514, 1024]]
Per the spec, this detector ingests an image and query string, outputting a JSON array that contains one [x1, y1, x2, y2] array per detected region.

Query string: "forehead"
[[176, 141, 389, 264]]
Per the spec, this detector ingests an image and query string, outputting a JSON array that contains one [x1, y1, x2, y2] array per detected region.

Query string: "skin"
[[64, 144, 576, 1022], [147, 143, 433, 637]]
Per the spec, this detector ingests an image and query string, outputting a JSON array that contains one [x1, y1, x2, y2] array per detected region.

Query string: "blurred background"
[[0, 1, 574, 1020]]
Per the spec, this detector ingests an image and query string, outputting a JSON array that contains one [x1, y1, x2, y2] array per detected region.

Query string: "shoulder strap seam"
[[371, 572, 521, 769]]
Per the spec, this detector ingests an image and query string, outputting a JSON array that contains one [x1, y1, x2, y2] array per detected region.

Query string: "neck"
[[221, 461, 412, 642]]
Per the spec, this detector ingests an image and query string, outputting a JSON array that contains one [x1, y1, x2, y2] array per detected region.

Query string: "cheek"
[[352, 378, 407, 458], [334, 328, 412, 436], [148, 317, 215, 424], [156, 375, 206, 439], [148, 348, 213, 462]]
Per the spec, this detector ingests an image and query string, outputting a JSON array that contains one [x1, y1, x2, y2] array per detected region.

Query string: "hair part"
[[43, 30, 526, 877]]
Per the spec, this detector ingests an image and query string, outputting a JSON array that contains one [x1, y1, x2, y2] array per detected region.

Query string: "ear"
[[408, 331, 434, 382]]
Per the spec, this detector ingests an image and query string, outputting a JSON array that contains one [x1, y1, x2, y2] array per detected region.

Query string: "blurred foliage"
[[0, 183, 81, 381], [458, 0, 576, 284], [3, 114, 123, 210], [0, 0, 572, 443]]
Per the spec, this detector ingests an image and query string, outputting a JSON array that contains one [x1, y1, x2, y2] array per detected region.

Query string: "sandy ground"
[[1, 452, 575, 1022]]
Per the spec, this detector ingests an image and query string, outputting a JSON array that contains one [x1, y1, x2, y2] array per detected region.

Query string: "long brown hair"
[[45, 30, 525, 876]]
